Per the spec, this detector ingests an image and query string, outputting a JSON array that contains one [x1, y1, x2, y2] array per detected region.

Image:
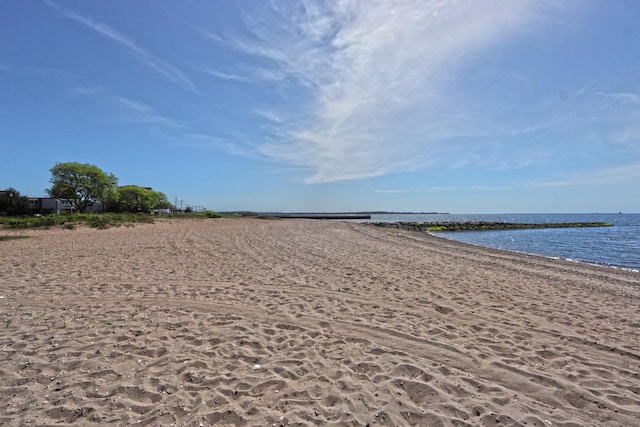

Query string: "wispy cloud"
[[530, 164, 640, 188], [597, 92, 640, 105], [376, 183, 525, 194], [27, 66, 85, 83], [179, 133, 256, 158], [199, 67, 252, 83], [595, 92, 640, 146], [376, 163, 640, 193], [199, 64, 286, 84], [71, 85, 187, 130], [44, 0, 197, 93], [613, 124, 640, 145], [253, 108, 285, 124], [73, 86, 103, 96], [112, 97, 187, 129], [217, 0, 573, 183]]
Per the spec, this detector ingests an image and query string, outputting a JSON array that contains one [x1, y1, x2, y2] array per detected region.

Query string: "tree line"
[[1, 162, 172, 216]]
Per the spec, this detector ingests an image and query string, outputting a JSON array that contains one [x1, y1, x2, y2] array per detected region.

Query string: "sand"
[[0, 218, 638, 426]]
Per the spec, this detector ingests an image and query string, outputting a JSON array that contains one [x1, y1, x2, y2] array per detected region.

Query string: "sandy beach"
[[1, 218, 638, 426]]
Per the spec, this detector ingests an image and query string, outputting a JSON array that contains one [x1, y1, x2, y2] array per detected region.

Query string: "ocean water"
[[366, 213, 640, 272]]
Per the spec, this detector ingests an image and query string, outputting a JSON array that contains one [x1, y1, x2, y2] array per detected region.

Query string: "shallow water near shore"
[[366, 213, 640, 271]]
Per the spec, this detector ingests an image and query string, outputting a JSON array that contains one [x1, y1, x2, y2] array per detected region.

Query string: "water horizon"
[[363, 213, 640, 273]]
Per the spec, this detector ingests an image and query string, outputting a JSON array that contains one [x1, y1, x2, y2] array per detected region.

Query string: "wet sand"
[[1, 218, 639, 426]]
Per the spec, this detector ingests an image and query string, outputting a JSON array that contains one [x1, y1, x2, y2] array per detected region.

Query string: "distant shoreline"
[[221, 211, 450, 216]]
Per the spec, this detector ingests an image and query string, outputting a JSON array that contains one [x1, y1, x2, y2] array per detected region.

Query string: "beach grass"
[[0, 213, 154, 230], [0, 210, 228, 230]]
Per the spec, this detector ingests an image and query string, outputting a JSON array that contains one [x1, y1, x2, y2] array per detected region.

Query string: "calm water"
[[366, 213, 640, 272]]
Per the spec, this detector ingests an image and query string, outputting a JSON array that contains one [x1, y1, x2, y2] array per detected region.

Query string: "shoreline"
[[1, 218, 639, 426], [426, 230, 640, 274]]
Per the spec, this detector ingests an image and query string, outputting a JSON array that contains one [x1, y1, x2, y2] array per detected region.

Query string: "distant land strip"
[[269, 213, 372, 220], [369, 221, 614, 232], [238, 211, 448, 220]]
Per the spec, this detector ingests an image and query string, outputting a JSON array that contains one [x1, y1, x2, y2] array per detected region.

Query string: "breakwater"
[[369, 221, 613, 232], [271, 214, 371, 220]]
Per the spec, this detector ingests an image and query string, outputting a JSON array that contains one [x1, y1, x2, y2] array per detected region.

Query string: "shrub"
[[7, 218, 30, 229], [87, 215, 110, 229], [1, 212, 154, 230]]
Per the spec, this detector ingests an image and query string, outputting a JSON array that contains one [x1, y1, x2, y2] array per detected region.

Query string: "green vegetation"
[[0, 210, 227, 231], [202, 211, 223, 218], [48, 162, 118, 213], [104, 185, 172, 214], [3, 161, 228, 230], [6, 161, 219, 220], [0, 213, 155, 230], [0, 235, 31, 241], [160, 210, 223, 219], [0, 188, 31, 216]]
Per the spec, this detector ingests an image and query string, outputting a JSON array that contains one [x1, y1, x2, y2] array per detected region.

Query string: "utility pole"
[[180, 200, 184, 212]]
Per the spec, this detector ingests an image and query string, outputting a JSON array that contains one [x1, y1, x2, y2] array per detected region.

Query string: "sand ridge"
[[0, 218, 639, 426]]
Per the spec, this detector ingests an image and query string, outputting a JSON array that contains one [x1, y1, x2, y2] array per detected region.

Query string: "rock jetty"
[[369, 221, 613, 232]]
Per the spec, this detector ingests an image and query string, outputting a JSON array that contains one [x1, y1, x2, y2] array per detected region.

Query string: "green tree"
[[104, 185, 171, 213], [47, 162, 118, 213], [0, 188, 31, 216]]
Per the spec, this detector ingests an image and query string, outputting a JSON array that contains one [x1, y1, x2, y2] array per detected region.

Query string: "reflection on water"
[[366, 213, 640, 271]]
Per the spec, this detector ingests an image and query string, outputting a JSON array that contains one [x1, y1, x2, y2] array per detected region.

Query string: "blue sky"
[[1, 1, 639, 213]]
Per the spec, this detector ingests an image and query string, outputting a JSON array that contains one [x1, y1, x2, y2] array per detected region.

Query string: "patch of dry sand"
[[0, 218, 638, 426]]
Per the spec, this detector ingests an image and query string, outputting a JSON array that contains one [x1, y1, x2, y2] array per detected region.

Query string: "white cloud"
[[180, 133, 256, 158], [595, 92, 640, 146], [200, 67, 252, 83], [530, 164, 640, 189], [199, 65, 285, 83], [613, 125, 640, 144], [44, 0, 197, 93], [376, 184, 518, 194], [23, 68, 180, 132], [113, 97, 187, 129], [376, 163, 640, 194], [597, 92, 640, 105], [27, 66, 84, 83], [115, 97, 154, 114], [221, 0, 570, 183], [253, 108, 285, 124], [73, 86, 103, 96]]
